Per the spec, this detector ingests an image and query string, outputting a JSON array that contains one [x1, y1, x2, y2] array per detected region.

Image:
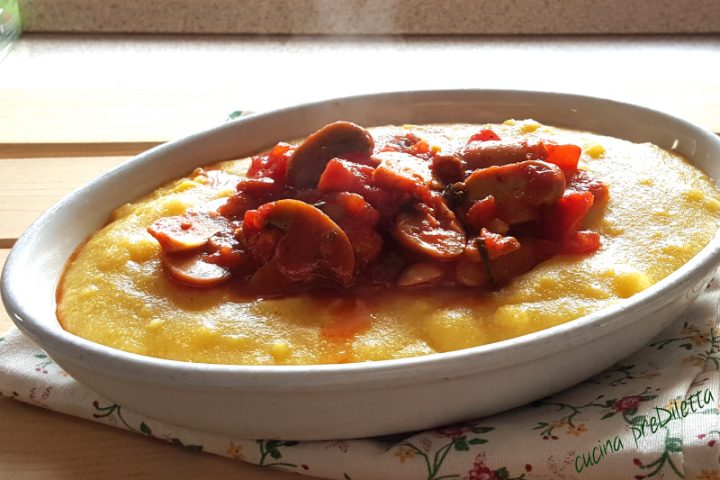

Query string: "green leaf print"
[[391, 425, 495, 480], [468, 438, 488, 445], [666, 437, 683, 453], [256, 439, 298, 469], [453, 438, 469, 451]]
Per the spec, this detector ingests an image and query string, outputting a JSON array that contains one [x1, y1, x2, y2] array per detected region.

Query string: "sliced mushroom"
[[455, 239, 543, 289], [243, 199, 356, 286], [459, 139, 548, 170], [148, 212, 228, 253], [393, 200, 466, 260], [397, 262, 445, 287], [490, 239, 546, 286], [455, 260, 491, 288], [371, 151, 433, 194], [162, 252, 232, 287], [286, 121, 374, 188], [431, 152, 465, 183], [463, 160, 566, 225]]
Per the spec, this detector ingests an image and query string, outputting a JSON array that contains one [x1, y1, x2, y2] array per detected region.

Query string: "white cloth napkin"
[[3, 279, 720, 480]]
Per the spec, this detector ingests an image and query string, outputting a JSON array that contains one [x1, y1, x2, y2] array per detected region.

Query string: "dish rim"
[[3, 88, 720, 387]]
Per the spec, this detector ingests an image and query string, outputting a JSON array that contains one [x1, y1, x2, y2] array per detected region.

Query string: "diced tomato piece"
[[412, 139, 432, 155], [318, 158, 374, 193], [545, 143, 581, 172], [542, 190, 600, 254], [246, 142, 294, 182], [563, 230, 601, 254], [241, 207, 264, 235], [567, 170, 610, 205], [236, 177, 281, 196], [465, 196, 497, 231], [467, 129, 501, 143], [219, 145, 293, 220], [479, 228, 521, 260], [219, 178, 281, 219], [218, 192, 256, 219], [543, 190, 593, 240], [318, 158, 397, 217], [322, 193, 383, 266]]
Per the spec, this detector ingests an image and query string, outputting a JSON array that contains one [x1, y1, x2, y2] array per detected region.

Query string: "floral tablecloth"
[[3, 279, 720, 480]]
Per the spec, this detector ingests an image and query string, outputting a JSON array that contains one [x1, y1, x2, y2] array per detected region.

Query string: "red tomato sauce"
[[147, 121, 608, 295]]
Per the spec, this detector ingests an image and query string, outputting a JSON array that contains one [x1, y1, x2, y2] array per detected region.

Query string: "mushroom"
[[459, 139, 548, 170], [148, 212, 228, 253], [371, 151, 433, 194], [393, 200, 466, 260], [454, 260, 491, 288], [243, 199, 356, 286], [162, 252, 232, 288], [431, 152, 465, 183], [286, 121, 374, 188], [454, 239, 544, 289], [462, 160, 566, 225], [397, 262, 445, 287]]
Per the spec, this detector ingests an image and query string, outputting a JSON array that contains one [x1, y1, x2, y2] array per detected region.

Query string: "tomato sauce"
[[147, 121, 607, 294]]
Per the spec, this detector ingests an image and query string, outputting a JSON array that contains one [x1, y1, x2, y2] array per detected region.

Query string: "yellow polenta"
[[57, 122, 720, 365]]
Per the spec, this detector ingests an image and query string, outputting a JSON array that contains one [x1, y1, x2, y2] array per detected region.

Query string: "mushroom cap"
[[245, 199, 356, 286], [286, 121, 374, 188]]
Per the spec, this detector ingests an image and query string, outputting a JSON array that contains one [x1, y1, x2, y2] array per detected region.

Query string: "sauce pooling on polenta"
[[57, 121, 720, 365]]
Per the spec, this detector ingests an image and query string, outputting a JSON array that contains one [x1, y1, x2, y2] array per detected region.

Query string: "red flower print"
[[613, 395, 642, 412], [466, 454, 499, 480]]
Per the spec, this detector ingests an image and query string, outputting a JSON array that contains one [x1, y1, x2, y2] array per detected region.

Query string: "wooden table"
[[1, 33, 719, 479]]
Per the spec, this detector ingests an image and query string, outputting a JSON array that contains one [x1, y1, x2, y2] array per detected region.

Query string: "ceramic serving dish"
[[3, 90, 720, 440]]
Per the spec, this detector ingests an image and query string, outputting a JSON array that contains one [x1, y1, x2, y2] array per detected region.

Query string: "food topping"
[[162, 251, 232, 287], [148, 212, 227, 253], [460, 139, 548, 170], [286, 121, 375, 188], [393, 195, 466, 260], [147, 122, 609, 293]]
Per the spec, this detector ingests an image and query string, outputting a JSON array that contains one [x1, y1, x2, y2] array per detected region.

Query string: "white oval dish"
[[3, 90, 720, 440]]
